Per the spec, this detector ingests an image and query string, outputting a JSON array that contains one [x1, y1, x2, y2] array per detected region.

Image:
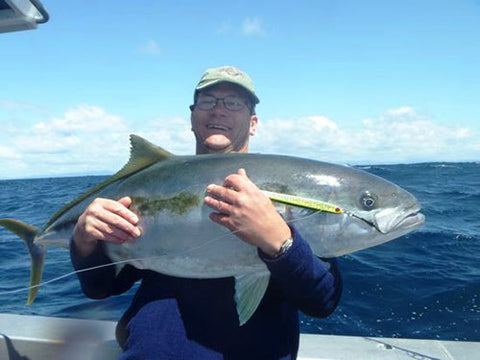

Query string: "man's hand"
[[73, 196, 142, 257], [204, 169, 292, 257]]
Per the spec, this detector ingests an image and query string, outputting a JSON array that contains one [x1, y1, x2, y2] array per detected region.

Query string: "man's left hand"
[[204, 168, 292, 257]]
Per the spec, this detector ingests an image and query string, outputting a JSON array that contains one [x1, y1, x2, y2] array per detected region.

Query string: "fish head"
[[355, 185, 423, 230], [337, 171, 425, 255], [294, 167, 425, 257]]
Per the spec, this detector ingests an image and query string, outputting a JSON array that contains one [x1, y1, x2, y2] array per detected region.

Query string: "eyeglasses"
[[194, 95, 249, 112]]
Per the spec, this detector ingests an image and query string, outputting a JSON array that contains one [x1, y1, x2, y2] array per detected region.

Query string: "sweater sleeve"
[[70, 238, 141, 299], [258, 226, 342, 318]]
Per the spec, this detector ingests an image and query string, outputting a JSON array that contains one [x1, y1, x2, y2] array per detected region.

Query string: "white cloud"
[[252, 107, 480, 164], [382, 106, 417, 118], [0, 105, 193, 179], [136, 116, 195, 155], [216, 17, 267, 37], [38, 104, 128, 133], [0, 146, 20, 159], [15, 134, 80, 154], [1, 104, 478, 179], [0, 99, 39, 111], [242, 17, 266, 37], [0, 105, 131, 179], [138, 40, 162, 56]]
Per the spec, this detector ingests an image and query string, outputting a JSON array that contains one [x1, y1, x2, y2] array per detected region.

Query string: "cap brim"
[[196, 79, 259, 104]]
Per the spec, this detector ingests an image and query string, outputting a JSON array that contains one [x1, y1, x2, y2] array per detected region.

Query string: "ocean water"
[[0, 163, 479, 342]]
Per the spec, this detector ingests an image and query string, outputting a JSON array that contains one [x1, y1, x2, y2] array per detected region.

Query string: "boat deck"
[[1, 313, 478, 359]]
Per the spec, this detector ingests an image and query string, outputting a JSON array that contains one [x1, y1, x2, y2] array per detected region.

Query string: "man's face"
[[191, 82, 258, 154]]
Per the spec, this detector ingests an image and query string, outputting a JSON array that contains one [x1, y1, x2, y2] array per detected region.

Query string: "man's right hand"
[[73, 196, 142, 257]]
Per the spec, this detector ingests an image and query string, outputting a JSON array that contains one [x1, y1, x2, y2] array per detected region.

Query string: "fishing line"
[[0, 256, 157, 296]]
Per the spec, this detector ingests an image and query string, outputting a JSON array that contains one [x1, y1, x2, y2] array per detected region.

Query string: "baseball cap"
[[194, 66, 260, 104]]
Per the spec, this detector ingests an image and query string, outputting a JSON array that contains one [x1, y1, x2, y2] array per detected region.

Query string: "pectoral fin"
[[234, 272, 270, 326]]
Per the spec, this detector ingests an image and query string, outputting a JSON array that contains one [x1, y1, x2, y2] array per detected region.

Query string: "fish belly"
[[104, 211, 268, 279]]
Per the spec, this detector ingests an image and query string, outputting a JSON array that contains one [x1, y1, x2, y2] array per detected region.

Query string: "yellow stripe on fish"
[[262, 190, 343, 214]]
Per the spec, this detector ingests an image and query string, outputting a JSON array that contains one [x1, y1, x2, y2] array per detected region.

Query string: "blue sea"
[[0, 162, 479, 342]]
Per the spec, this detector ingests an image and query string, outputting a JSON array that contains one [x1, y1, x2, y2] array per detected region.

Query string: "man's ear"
[[249, 115, 258, 136]]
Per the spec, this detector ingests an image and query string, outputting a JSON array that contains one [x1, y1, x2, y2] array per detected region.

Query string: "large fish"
[[0, 135, 424, 324]]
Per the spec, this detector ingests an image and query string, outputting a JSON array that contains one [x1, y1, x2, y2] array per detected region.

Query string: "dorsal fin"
[[45, 135, 173, 228], [114, 134, 173, 179]]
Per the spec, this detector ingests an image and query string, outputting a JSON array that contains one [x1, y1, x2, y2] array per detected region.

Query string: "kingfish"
[[0, 135, 424, 325]]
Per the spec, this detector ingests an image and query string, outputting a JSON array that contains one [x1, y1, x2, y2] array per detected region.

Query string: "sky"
[[1, 0, 479, 179]]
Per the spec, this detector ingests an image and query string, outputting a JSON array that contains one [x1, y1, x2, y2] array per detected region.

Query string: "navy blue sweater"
[[71, 227, 342, 359]]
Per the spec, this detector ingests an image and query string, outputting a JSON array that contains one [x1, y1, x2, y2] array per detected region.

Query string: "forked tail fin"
[[0, 218, 45, 304]]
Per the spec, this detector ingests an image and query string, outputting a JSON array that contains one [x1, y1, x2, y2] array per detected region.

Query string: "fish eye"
[[360, 192, 376, 210]]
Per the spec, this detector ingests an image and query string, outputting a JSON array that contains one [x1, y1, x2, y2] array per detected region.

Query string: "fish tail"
[[0, 218, 45, 305]]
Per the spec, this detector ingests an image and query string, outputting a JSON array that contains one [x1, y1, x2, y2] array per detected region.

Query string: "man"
[[71, 66, 342, 359]]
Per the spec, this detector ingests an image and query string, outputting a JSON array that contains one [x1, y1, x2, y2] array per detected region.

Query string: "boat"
[[0, 0, 49, 34], [1, 313, 479, 360]]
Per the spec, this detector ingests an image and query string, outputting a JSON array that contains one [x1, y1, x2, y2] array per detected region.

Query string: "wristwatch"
[[271, 237, 293, 258]]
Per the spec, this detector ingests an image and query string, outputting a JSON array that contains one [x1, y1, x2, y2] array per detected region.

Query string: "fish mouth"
[[395, 211, 425, 231], [374, 208, 425, 234], [351, 208, 425, 235]]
